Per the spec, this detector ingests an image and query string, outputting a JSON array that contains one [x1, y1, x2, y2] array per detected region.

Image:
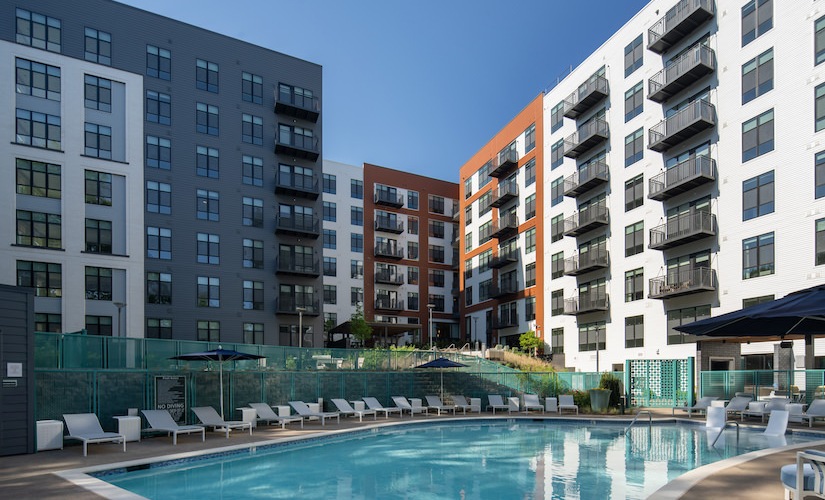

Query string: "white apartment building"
[[539, 0, 825, 372]]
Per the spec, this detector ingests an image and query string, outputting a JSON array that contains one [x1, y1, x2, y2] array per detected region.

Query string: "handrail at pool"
[[623, 409, 652, 435], [711, 420, 740, 448]]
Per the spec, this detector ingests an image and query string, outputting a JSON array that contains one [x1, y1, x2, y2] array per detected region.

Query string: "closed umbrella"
[[415, 357, 467, 400], [171, 346, 264, 419]]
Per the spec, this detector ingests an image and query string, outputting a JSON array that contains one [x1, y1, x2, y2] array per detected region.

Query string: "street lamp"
[[473, 316, 479, 350], [427, 303, 435, 350], [296, 306, 306, 348], [113, 302, 126, 337]]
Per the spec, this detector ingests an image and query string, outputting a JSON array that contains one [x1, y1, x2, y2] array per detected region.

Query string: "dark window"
[[551, 252, 564, 279], [87, 219, 113, 254], [429, 195, 446, 214], [146, 136, 171, 169], [243, 239, 264, 269], [16, 109, 61, 150], [242, 72, 263, 104], [742, 170, 774, 220], [625, 128, 644, 167], [551, 214, 564, 243], [323, 257, 337, 277], [84, 123, 112, 159], [578, 322, 606, 352], [551, 102, 564, 133], [16, 8, 61, 52], [197, 276, 220, 307], [551, 328, 564, 354], [16, 158, 60, 198], [742, 49, 773, 104], [243, 280, 263, 310], [551, 140, 564, 169], [743, 294, 774, 308], [196, 102, 219, 135], [351, 233, 364, 253], [197, 189, 219, 221], [742, 0, 773, 46], [625, 81, 643, 121], [242, 114, 263, 145], [625, 221, 644, 257], [817, 84, 825, 132], [197, 320, 220, 342], [17, 260, 62, 297], [86, 316, 112, 336], [743, 232, 775, 279], [196, 59, 219, 92], [146, 90, 171, 124], [351, 179, 363, 199], [351, 206, 364, 226], [526, 263, 536, 287], [146, 45, 171, 80], [242, 197, 262, 227], [84, 28, 111, 65], [525, 194, 536, 220], [667, 305, 708, 345], [817, 16, 825, 66], [146, 181, 171, 214], [625, 268, 643, 302], [742, 109, 774, 162], [147, 272, 172, 304], [323, 201, 336, 222], [196, 233, 220, 264], [147, 318, 173, 340], [16, 210, 61, 248], [15, 58, 60, 100], [146, 226, 171, 259], [85, 266, 112, 301], [36, 313, 62, 333], [524, 123, 536, 153], [324, 229, 336, 249], [625, 174, 644, 212], [625, 316, 644, 348], [324, 285, 337, 305], [323, 173, 336, 194], [243, 155, 263, 186], [243, 323, 263, 344], [624, 34, 643, 77], [525, 159, 536, 186], [818, 219, 825, 266], [551, 177, 563, 206], [85, 170, 112, 205]]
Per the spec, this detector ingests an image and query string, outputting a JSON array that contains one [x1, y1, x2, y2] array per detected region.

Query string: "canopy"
[[415, 357, 467, 399]]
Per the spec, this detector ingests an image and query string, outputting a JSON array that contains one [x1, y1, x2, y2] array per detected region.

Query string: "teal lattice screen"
[[627, 358, 694, 407]]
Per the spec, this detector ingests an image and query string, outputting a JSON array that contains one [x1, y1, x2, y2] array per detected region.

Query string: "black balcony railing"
[[649, 266, 717, 299], [275, 256, 320, 276], [649, 211, 715, 250], [563, 74, 609, 119], [374, 217, 404, 234], [563, 292, 609, 315], [275, 296, 320, 315], [491, 213, 519, 240], [374, 243, 404, 259], [489, 149, 519, 178], [490, 282, 519, 299], [563, 247, 609, 276], [649, 99, 715, 152], [276, 173, 320, 200], [649, 43, 715, 103], [375, 298, 404, 311], [563, 118, 609, 159], [274, 88, 320, 122], [493, 313, 519, 329], [490, 248, 520, 268], [275, 134, 320, 161], [375, 270, 404, 285], [563, 160, 609, 198], [649, 155, 715, 201], [275, 214, 320, 238], [374, 190, 404, 208], [648, 0, 715, 54], [563, 201, 609, 237], [490, 183, 519, 208]]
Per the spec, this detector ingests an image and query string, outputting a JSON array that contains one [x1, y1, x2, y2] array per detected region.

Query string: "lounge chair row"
[[673, 395, 825, 428]]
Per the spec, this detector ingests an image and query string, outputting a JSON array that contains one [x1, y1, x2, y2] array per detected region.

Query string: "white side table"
[[307, 402, 320, 421], [351, 401, 366, 411], [37, 420, 63, 451], [276, 405, 291, 417], [508, 397, 520, 413], [113, 415, 141, 442], [237, 407, 257, 428], [469, 398, 481, 413]]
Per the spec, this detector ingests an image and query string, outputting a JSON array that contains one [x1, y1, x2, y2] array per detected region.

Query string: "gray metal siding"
[[0, 285, 36, 456]]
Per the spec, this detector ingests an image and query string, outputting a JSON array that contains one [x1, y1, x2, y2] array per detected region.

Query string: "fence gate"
[[627, 358, 694, 407]]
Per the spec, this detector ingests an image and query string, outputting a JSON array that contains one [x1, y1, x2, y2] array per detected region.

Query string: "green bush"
[[599, 372, 622, 407]]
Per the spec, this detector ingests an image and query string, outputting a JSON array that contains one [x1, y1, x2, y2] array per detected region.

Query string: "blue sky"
[[120, 0, 649, 182]]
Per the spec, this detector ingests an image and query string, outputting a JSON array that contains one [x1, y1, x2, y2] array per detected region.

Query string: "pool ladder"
[[710, 420, 740, 448], [623, 410, 652, 435]]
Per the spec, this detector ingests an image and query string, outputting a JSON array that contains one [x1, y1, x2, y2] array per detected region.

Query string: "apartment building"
[[0, 0, 324, 345]]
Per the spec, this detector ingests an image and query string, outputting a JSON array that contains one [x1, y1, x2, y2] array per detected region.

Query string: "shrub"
[[599, 372, 622, 407]]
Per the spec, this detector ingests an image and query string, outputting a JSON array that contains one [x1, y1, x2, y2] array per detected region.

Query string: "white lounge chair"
[[559, 395, 579, 415], [764, 409, 790, 437], [781, 449, 825, 500], [802, 400, 825, 428], [723, 395, 753, 419], [523, 394, 545, 414], [63, 413, 126, 456], [742, 397, 789, 422], [451, 395, 473, 414], [289, 400, 340, 425], [192, 406, 253, 438], [248, 403, 304, 429], [486, 395, 510, 414], [392, 396, 428, 416], [363, 396, 403, 418], [425, 395, 456, 415], [331, 399, 377, 422], [671, 396, 718, 417], [142, 409, 205, 445]]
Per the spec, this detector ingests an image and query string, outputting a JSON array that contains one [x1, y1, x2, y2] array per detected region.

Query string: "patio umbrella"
[[415, 357, 467, 400], [171, 346, 264, 419]]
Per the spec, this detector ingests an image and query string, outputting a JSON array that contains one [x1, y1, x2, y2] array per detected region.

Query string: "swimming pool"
[[92, 419, 820, 499]]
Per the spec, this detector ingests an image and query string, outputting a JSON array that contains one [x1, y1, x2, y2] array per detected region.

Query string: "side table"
[[113, 415, 141, 442]]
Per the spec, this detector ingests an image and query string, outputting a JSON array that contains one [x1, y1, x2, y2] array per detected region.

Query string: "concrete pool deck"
[[3, 408, 825, 499]]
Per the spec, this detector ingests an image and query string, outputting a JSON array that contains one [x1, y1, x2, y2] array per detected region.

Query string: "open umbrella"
[[171, 346, 264, 419], [415, 357, 467, 400]]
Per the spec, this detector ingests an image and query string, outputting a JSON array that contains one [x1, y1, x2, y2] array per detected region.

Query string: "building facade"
[[0, 0, 324, 345]]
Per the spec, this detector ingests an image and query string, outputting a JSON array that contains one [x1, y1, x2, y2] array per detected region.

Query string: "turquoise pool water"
[[98, 420, 818, 499]]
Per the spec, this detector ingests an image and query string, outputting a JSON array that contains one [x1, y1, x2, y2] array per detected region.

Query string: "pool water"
[[99, 420, 817, 499]]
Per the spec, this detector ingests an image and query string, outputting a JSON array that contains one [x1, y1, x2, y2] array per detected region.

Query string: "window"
[[464, 287, 473, 306], [197, 321, 220, 342], [84, 123, 112, 159], [551, 102, 564, 133], [742, 110, 774, 162], [464, 259, 473, 280], [818, 219, 825, 265], [625, 316, 644, 348], [429, 195, 446, 214], [243, 280, 263, 310], [36, 313, 61, 333], [478, 279, 492, 301], [323, 173, 337, 194], [579, 322, 606, 352], [525, 296, 536, 321], [351, 206, 364, 226], [351, 233, 364, 253], [146, 45, 171, 80], [146, 318, 173, 339], [147, 226, 171, 259], [407, 266, 419, 284], [524, 123, 536, 153], [743, 171, 774, 220], [625, 268, 644, 302], [551, 177, 563, 206], [817, 16, 825, 66], [429, 220, 445, 238], [551, 328, 564, 354], [429, 244, 445, 263], [525, 159, 536, 186], [408, 190, 419, 209], [743, 232, 775, 279], [243, 239, 264, 269], [429, 294, 445, 312], [818, 84, 825, 132], [351, 259, 364, 279], [84, 170, 112, 206], [242, 197, 263, 227], [464, 178, 473, 199], [196, 103, 219, 135], [17, 260, 61, 297], [625, 81, 644, 121], [85, 267, 112, 301], [744, 294, 775, 308], [525, 228, 536, 253], [146, 90, 171, 124], [742, 0, 772, 46], [625, 174, 644, 211], [323, 201, 337, 222], [742, 49, 773, 104], [16, 109, 60, 150], [624, 34, 643, 77], [625, 128, 644, 167], [197, 276, 220, 307], [408, 216, 419, 235], [16, 158, 60, 198], [351, 287, 364, 306], [463, 232, 473, 253], [625, 221, 644, 257], [16, 210, 61, 248], [196, 59, 219, 92], [408, 241, 419, 260], [243, 323, 264, 344], [323, 229, 336, 249], [84, 75, 112, 111], [478, 250, 492, 273], [551, 140, 564, 169], [351, 179, 363, 199], [478, 191, 492, 217], [323, 256, 337, 277], [429, 269, 445, 287], [551, 252, 564, 279], [242, 114, 263, 145], [197, 189, 219, 221], [525, 194, 536, 220], [86, 219, 112, 254], [323, 313, 337, 329], [526, 263, 536, 287], [324, 285, 337, 305], [667, 305, 709, 344], [242, 72, 263, 104], [15, 58, 60, 100], [86, 316, 112, 336], [146, 272, 172, 304], [551, 214, 564, 243], [242, 155, 263, 186], [16, 8, 61, 52], [146, 136, 171, 169], [196, 233, 220, 264]]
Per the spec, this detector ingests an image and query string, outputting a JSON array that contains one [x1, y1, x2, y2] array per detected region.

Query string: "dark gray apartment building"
[[0, 0, 324, 346]]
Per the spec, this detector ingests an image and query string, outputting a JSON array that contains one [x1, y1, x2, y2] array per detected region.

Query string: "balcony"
[[375, 298, 405, 311], [275, 257, 320, 277], [489, 149, 519, 178], [374, 243, 404, 259], [490, 282, 519, 299], [275, 173, 320, 200], [275, 297, 320, 316], [274, 88, 320, 122], [375, 270, 404, 285], [490, 248, 519, 269], [275, 135, 319, 161], [563, 74, 609, 119], [490, 183, 519, 208], [649, 44, 715, 103], [649, 211, 715, 250], [374, 190, 404, 208], [374, 217, 404, 234], [563, 201, 609, 237], [275, 214, 320, 238], [648, 0, 715, 54], [563, 119, 609, 159], [490, 213, 519, 240], [563, 292, 609, 316], [493, 313, 519, 330], [649, 266, 717, 299], [648, 99, 715, 152], [563, 160, 609, 198], [649, 155, 715, 201], [563, 247, 609, 276]]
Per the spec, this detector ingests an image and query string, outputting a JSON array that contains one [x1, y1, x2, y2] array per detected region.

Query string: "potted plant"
[[588, 387, 611, 412]]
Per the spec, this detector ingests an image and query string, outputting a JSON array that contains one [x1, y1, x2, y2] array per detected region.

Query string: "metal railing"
[[649, 43, 714, 99], [648, 0, 715, 52], [563, 247, 609, 275], [649, 266, 716, 298], [649, 155, 715, 200], [649, 99, 715, 149], [649, 211, 715, 249]]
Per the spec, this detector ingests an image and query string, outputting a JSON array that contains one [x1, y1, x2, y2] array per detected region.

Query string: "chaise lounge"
[[192, 406, 253, 438], [363, 396, 403, 418], [248, 403, 304, 429], [331, 399, 377, 422], [142, 409, 205, 445], [289, 400, 340, 426], [63, 413, 126, 456]]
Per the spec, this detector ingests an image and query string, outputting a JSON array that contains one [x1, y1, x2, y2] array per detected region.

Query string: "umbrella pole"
[[219, 361, 225, 420]]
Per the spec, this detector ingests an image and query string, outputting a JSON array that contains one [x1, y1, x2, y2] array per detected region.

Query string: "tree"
[[519, 330, 543, 356], [350, 304, 373, 344]]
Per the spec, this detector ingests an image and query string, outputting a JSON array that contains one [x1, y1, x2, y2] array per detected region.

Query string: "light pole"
[[296, 306, 306, 348], [473, 316, 479, 349], [427, 303, 435, 350], [113, 302, 126, 337]]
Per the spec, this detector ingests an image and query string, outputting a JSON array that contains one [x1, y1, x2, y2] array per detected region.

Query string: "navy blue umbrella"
[[416, 357, 467, 399]]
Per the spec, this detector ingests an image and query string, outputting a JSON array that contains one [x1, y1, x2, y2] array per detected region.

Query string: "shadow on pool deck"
[[3, 408, 825, 499]]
